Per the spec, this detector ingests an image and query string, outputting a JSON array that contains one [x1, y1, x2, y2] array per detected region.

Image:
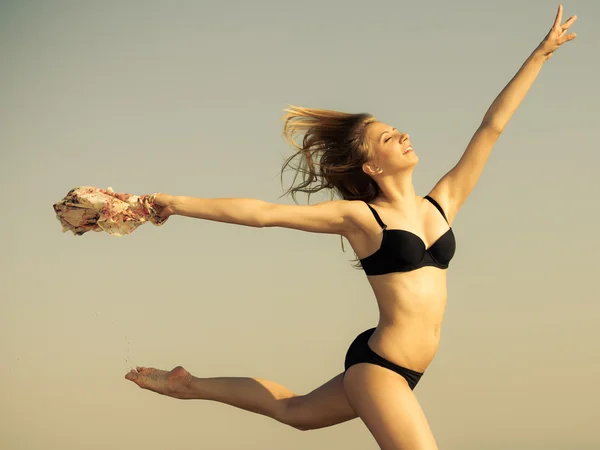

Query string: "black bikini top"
[[359, 195, 456, 276]]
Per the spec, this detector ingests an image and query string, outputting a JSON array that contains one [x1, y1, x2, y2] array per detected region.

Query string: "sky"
[[1, 0, 599, 449]]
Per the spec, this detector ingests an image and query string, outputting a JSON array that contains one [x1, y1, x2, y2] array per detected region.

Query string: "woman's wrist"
[[168, 195, 180, 216], [531, 45, 550, 63]]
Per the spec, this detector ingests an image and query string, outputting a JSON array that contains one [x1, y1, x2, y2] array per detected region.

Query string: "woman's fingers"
[[561, 32, 577, 43], [560, 15, 578, 32], [553, 4, 563, 29]]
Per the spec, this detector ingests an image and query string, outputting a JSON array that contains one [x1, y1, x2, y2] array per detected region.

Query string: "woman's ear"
[[362, 162, 382, 175]]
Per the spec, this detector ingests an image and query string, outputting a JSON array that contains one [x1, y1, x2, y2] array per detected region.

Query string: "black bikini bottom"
[[344, 328, 424, 390]]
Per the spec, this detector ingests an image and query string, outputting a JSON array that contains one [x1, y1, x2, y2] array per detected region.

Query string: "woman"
[[125, 6, 576, 449]]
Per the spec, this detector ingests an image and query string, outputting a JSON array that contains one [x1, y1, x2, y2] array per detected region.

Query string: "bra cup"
[[384, 231, 425, 266], [427, 230, 456, 265]]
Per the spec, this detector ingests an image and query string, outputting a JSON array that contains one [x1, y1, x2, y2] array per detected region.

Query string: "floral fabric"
[[53, 186, 167, 236]]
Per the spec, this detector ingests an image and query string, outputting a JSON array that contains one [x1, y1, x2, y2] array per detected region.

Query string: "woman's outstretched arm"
[[152, 194, 362, 235], [429, 4, 577, 224]]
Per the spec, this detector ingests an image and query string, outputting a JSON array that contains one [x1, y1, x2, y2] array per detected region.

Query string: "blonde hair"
[[280, 105, 379, 204]]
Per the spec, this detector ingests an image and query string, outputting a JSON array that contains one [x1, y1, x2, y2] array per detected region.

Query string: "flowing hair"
[[279, 105, 380, 268]]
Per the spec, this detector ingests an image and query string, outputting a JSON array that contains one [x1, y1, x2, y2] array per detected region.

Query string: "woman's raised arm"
[[428, 4, 577, 223]]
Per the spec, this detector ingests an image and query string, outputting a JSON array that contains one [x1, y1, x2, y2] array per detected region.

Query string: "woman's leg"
[[343, 363, 438, 450], [125, 366, 357, 431]]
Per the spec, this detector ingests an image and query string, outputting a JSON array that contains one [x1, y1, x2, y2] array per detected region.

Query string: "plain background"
[[2, 0, 599, 449]]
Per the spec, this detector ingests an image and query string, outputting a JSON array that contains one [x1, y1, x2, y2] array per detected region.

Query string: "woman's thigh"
[[343, 364, 438, 450]]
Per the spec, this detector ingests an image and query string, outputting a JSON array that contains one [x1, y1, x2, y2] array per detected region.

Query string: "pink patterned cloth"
[[53, 186, 168, 236]]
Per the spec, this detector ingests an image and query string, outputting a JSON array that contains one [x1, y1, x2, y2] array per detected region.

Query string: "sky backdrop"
[[1, 0, 599, 449]]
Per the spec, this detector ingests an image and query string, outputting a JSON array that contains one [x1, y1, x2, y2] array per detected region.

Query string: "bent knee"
[[277, 396, 314, 431]]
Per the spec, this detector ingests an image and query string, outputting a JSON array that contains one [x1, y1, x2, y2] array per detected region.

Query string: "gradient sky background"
[[2, 1, 599, 449]]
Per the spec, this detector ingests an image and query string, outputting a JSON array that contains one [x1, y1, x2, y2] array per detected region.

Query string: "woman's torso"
[[344, 195, 453, 372]]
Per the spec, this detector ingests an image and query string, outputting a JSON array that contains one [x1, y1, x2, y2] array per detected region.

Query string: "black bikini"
[[343, 195, 456, 389], [344, 328, 424, 389]]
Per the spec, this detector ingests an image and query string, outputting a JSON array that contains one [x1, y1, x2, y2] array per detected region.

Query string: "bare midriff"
[[366, 266, 448, 373]]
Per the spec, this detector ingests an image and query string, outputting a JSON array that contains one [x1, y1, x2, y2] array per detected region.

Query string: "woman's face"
[[363, 121, 418, 175]]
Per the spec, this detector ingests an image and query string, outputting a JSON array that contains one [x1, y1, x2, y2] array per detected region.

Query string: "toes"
[[125, 370, 138, 381]]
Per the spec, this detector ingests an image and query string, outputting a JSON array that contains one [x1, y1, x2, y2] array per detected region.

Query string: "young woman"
[[125, 6, 577, 449]]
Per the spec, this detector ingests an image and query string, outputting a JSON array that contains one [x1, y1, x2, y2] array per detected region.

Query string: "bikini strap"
[[364, 202, 387, 230], [424, 195, 449, 224]]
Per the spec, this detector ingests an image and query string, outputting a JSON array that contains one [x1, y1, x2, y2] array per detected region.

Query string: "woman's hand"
[[537, 4, 577, 61], [150, 193, 177, 219]]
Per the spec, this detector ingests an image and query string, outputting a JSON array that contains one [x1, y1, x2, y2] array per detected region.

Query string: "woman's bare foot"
[[125, 366, 193, 399]]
